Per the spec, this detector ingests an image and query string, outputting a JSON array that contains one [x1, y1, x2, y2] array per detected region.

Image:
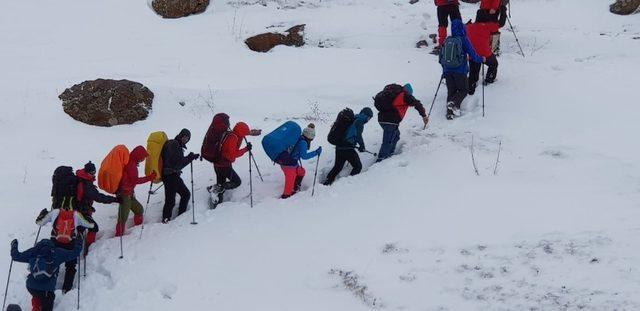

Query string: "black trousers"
[[469, 55, 498, 92], [214, 166, 242, 202], [162, 173, 191, 220], [53, 241, 77, 292], [28, 288, 55, 311], [444, 72, 469, 109], [325, 148, 362, 185], [437, 4, 462, 27]]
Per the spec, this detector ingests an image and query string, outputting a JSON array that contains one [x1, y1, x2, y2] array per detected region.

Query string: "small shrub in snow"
[[329, 269, 383, 308]]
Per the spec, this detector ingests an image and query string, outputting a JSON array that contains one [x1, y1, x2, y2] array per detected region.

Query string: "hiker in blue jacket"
[[323, 108, 373, 185], [10, 237, 83, 311], [440, 19, 485, 119], [280, 123, 322, 198]]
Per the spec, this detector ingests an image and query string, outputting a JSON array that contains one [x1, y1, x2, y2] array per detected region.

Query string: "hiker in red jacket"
[[434, 0, 462, 53], [209, 122, 253, 207], [479, 0, 508, 55], [115, 146, 155, 236], [467, 11, 500, 95]]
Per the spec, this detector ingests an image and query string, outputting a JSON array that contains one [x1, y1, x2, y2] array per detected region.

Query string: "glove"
[[89, 221, 99, 233], [149, 172, 157, 180], [423, 115, 430, 126], [36, 208, 48, 223], [358, 145, 365, 153], [246, 142, 253, 151], [109, 196, 119, 204], [116, 196, 124, 204], [11, 239, 17, 249], [316, 146, 323, 156]]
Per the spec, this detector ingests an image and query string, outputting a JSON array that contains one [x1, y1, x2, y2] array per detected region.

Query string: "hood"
[[451, 19, 466, 37], [175, 128, 191, 147], [75, 169, 95, 182], [359, 107, 373, 123], [232, 122, 250, 138], [129, 146, 149, 164]]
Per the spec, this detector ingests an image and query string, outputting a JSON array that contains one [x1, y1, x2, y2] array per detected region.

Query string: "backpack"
[[201, 113, 231, 163], [53, 209, 76, 244], [29, 245, 57, 281], [145, 131, 168, 183], [262, 121, 302, 165], [374, 84, 404, 112], [439, 36, 465, 69], [51, 166, 77, 210], [98, 145, 130, 194], [327, 108, 355, 146]]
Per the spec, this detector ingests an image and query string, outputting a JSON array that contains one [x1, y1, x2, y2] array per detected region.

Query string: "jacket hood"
[[130, 146, 149, 163], [355, 113, 371, 124], [359, 107, 373, 122], [175, 128, 191, 148], [233, 122, 250, 138], [75, 169, 95, 182], [451, 19, 466, 37]]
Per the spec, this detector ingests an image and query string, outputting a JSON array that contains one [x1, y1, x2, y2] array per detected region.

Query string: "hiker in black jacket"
[[161, 129, 199, 223]]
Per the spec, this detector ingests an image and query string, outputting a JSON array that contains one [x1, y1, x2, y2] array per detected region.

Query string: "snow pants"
[[280, 165, 305, 197], [162, 173, 191, 221], [116, 194, 143, 236], [377, 123, 400, 162], [437, 4, 462, 46], [213, 165, 242, 203], [28, 288, 55, 311], [469, 55, 498, 92], [444, 72, 469, 110], [325, 148, 362, 185]]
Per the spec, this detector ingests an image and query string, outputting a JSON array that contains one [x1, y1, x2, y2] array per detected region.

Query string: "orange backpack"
[[98, 145, 130, 194], [54, 209, 75, 244]]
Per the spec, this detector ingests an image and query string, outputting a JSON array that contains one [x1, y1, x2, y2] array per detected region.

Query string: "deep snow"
[[1, 0, 639, 310]]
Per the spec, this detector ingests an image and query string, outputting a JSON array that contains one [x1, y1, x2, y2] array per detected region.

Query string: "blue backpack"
[[29, 246, 57, 281], [262, 121, 302, 165], [439, 36, 465, 69]]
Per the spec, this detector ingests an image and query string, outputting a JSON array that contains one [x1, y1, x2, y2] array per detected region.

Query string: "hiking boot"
[[162, 218, 170, 224], [469, 82, 477, 95], [209, 184, 225, 194], [446, 102, 455, 120], [293, 176, 303, 193], [281, 194, 291, 199], [483, 77, 496, 85]]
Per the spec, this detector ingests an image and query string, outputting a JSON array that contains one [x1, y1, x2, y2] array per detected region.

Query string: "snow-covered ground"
[[1, 0, 640, 310]]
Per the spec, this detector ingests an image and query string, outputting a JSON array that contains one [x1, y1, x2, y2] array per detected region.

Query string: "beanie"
[[84, 161, 96, 175], [403, 83, 413, 95], [302, 123, 316, 140]]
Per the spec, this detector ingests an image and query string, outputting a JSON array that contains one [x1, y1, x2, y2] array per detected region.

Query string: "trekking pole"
[[364, 150, 378, 157], [34, 227, 41, 246], [506, 16, 525, 58], [482, 64, 486, 117], [119, 235, 123, 259], [2, 260, 13, 311], [77, 238, 82, 310], [151, 184, 164, 194], [244, 138, 263, 182], [425, 76, 445, 130], [139, 183, 153, 239], [249, 153, 253, 208], [190, 162, 198, 225], [311, 154, 321, 197]]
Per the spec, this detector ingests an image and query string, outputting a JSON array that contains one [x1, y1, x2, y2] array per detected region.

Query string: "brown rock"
[[152, 0, 209, 19], [59, 79, 154, 127], [610, 0, 640, 15], [245, 24, 306, 52]]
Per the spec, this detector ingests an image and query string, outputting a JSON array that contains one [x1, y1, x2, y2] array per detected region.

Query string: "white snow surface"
[[1, 0, 640, 310]]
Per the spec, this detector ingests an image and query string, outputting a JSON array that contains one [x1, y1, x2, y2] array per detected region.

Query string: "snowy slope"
[[1, 0, 640, 310]]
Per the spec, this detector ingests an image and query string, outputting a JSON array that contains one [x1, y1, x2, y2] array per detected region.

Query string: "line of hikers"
[[435, 0, 509, 119], [6, 2, 515, 309]]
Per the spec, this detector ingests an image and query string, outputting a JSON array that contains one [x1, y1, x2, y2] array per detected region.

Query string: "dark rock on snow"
[[152, 0, 209, 19], [245, 25, 306, 53], [416, 40, 429, 48], [610, 0, 640, 15], [59, 79, 154, 127], [460, 0, 481, 3]]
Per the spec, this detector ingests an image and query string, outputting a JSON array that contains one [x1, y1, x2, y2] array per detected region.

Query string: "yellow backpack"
[[145, 131, 168, 184]]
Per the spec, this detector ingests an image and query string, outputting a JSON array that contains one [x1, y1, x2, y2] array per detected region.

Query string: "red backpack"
[[54, 209, 76, 244], [201, 113, 231, 163]]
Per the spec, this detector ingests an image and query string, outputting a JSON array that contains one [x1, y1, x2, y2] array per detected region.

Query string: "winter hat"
[[84, 161, 96, 175], [176, 128, 191, 142], [360, 107, 373, 119], [302, 123, 316, 140], [403, 83, 413, 95]]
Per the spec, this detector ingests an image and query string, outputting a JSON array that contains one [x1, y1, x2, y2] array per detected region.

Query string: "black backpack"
[[373, 84, 404, 112], [51, 166, 77, 210], [327, 108, 355, 146]]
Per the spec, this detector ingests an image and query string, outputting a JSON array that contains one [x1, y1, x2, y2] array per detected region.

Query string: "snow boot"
[[430, 45, 441, 55], [115, 223, 125, 237], [133, 214, 143, 226], [293, 176, 303, 194], [280, 194, 291, 199], [162, 218, 170, 224], [469, 82, 477, 95]]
